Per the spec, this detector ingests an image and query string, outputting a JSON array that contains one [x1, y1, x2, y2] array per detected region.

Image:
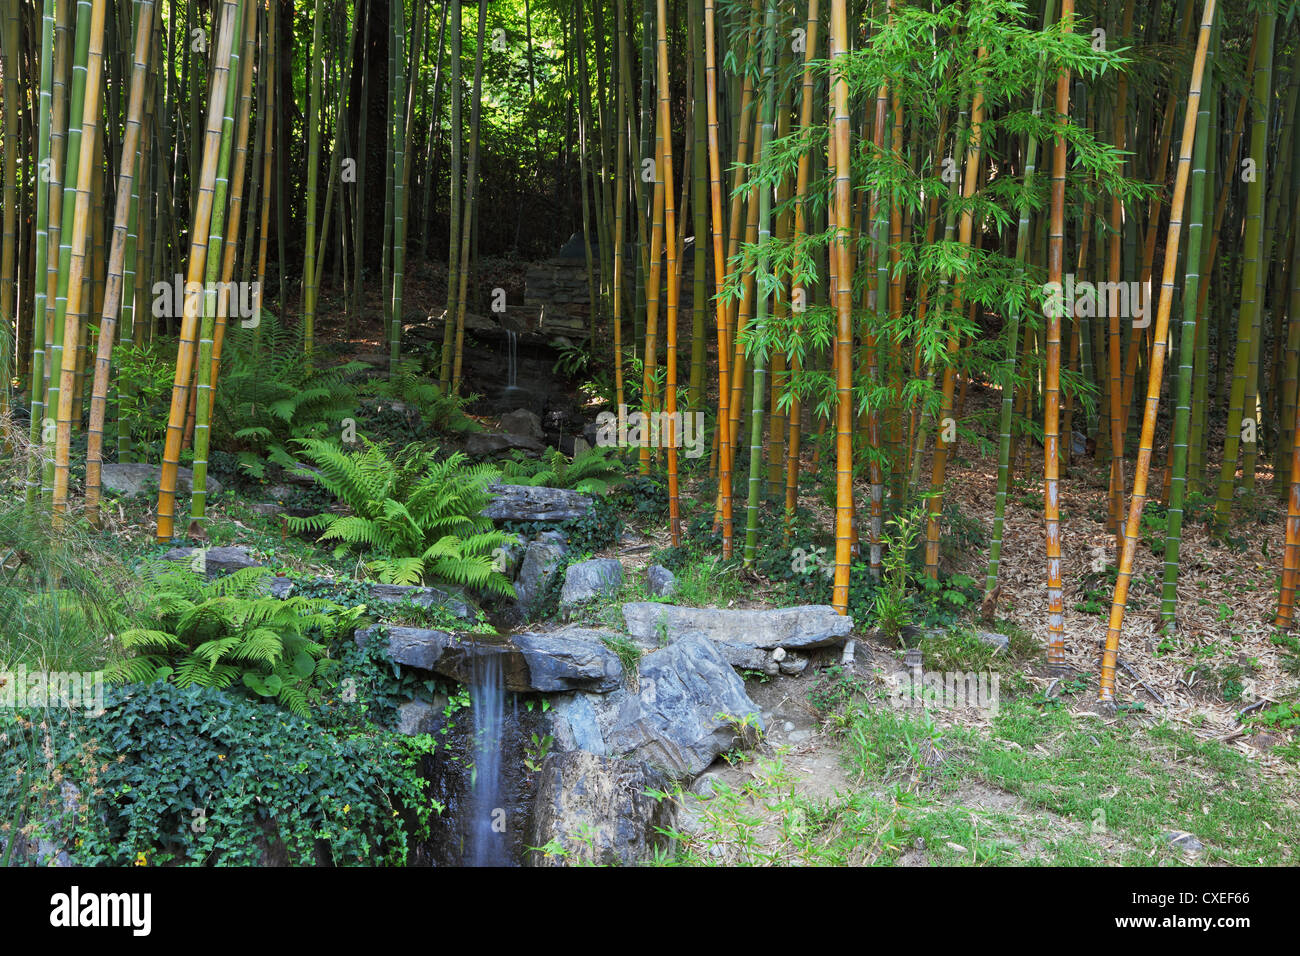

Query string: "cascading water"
[[506, 330, 518, 390], [499, 330, 526, 408], [468, 647, 507, 866]]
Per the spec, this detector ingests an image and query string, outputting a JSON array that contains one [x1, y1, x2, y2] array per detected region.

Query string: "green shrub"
[[0, 683, 434, 866]]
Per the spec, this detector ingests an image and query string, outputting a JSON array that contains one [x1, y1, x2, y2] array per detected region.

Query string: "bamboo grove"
[[1, 0, 1299, 705]]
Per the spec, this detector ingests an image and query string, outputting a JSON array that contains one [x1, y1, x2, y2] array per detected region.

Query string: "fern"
[[107, 566, 360, 717], [212, 311, 365, 479], [498, 445, 627, 494], [285, 438, 517, 596], [361, 358, 478, 435]]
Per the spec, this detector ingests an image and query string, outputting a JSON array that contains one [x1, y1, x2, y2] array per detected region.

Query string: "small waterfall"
[[468, 647, 507, 866], [506, 330, 518, 391]]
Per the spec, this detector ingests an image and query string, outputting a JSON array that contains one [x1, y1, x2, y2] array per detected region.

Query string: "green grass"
[[655, 671, 1300, 866]]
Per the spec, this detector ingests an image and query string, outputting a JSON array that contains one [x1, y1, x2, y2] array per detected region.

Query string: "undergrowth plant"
[[109, 566, 361, 716], [213, 313, 365, 479], [286, 438, 517, 593], [499, 445, 627, 494], [360, 358, 479, 435]]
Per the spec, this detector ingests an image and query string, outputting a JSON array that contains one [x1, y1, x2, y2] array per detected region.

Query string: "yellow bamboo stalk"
[[1099, 0, 1216, 703]]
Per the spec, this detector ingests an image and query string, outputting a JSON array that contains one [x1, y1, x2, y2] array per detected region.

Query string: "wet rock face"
[[411, 701, 546, 867], [511, 539, 569, 619], [524, 751, 676, 867]]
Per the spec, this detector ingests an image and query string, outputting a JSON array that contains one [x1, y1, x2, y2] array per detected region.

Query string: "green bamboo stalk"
[[1161, 12, 1213, 625], [742, 0, 777, 567], [1213, 4, 1274, 530]]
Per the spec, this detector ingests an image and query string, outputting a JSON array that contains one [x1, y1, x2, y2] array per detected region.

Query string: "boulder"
[[646, 565, 677, 598], [162, 545, 262, 577], [395, 700, 441, 736], [481, 483, 594, 523], [605, 635, 763, 778], [102, 462, 222, 498], [525, 751, 675, 867], [513, 539, 568, 618], [499, 408, 544, 440], [265, 576, 295, 599], [560, 558, 624, 608], [622, 603, 852, 653], [465, 432, 546, 457]]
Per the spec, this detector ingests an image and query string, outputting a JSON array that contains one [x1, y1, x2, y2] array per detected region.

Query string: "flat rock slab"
[[162, 545, 262, 576], [622, 603, 853, 651], [481, 483, 594, 523], [102, 462, 222, 498], [354, 625, 623, 694], [356, 626, 453, 671]]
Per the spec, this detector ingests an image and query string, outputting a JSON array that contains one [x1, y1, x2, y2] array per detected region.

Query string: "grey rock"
[[560, 558, 624, 608], [713, 642, 773, 671], [690, 774, 720, 800], [101, 462, 222, 498], [265, 576, 295, 599], [481, 483, 594, 523], [605, 635, 764, 779], [1165, 831, 1205, 852], [367, 582, 475, 620], [465, 432, 547, 457], [647, 564, 677, 598], [396, 700, 441, 736], [547, 692, 612, 755], [779, 655, 809, 677], [622, 602, 853, 652], [163, 545, 263, 577], [250, 502, 281, 516], [525, 751, 676, 867], [514, 539, 568, 618], [536, 529, 569, 545], [355, 626, 452, 671], [499, 408, 544, 440], [436, 629, 624, 694], [782, 721, 796, 734]]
